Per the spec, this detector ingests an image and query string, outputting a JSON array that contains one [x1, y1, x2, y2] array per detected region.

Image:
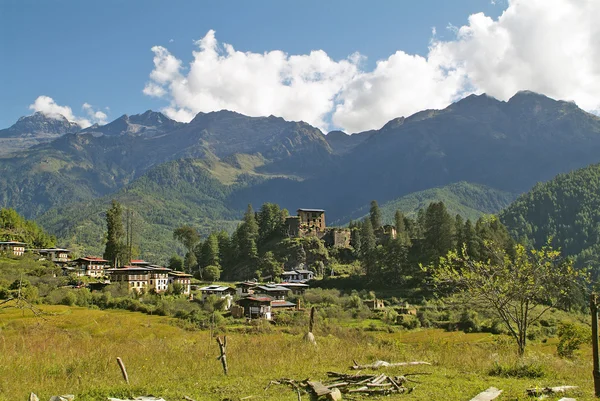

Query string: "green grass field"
[[0, 305, 593, 400]]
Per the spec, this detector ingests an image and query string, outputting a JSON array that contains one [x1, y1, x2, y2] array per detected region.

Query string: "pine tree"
[[369, 200, 382, 230], [360, 219, 377, 277], [257, 203, 285, 246], [237, 204, 259, 278], [104, 200, 126, 267], [423, 202, 456, 265], [454, 214, 465, 250], [199, 233, 220, 269], [394, 210, 411, 246]]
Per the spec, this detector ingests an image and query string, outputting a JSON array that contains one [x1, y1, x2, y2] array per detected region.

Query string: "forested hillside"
[[0, 208, 55, 248], [501, 163, 600, 267], [3, 91, 600, 255], [332, 182, 517, 225]]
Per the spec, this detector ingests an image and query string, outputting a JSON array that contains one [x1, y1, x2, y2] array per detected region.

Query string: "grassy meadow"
[[0, 304, 593, 401]]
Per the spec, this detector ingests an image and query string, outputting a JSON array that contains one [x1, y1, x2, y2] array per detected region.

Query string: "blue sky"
[[0, 0, 505, 129], [2, 0, 598, 133]]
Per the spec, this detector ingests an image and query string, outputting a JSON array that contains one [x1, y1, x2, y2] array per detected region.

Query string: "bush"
[[203, 265, 221, 282], [557, 322, 589, 358], [457, 309, 481, 333], [397, 314, 420, 330], [488, 361, 545, 378]]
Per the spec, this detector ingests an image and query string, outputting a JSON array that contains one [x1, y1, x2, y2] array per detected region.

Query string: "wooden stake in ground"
[[116, 357, 130, 385], [216, 336, 228, 375], [304, 306, 316, 345], [592, 293, 600, 397]]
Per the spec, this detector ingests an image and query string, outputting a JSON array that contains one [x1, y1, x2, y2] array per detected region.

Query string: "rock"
[[29, 393, 39, 401]]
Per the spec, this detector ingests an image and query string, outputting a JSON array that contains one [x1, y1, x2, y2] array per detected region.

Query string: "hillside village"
[[1, 207, 407, 321]]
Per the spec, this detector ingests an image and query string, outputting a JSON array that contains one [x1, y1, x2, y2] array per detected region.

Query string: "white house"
[[279, 269, 314, 283], [199, 285, 236, 310]]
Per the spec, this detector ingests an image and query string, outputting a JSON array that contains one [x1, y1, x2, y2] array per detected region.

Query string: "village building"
[[236, 296, 273, 320], [271, 299, 297, 312], [168, 271, 192, 295], [33, 248, 71, 265], [199, 285, 236, 310], [0, 241, 26, 257], [364, 299, 386, 311], [297, 208, 326, 232], [254, 284, 291, 300], [129, 259, 151, 267], [375, 225, 397, 242], [73, 256, 110, 277], [279, 282, 309, 295], [235, 281, 258, 297], [107, 266, 150, 292], [147, 266, 170, 293], [279, 269, 314, 283]]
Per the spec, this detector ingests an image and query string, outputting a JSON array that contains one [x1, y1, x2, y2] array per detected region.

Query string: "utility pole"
[[591, 293, 600, 397]]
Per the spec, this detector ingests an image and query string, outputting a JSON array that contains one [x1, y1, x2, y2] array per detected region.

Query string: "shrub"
[[457, 309, 481, 333], [488, 361, 546, 378], [203, 265, 221, 282], [557, 322, 589, 358], [397, 314, 420, 330]]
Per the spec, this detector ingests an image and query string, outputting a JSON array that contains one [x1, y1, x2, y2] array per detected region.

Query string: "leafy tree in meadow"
[[428, 241, 583, 356], [104, 200, 126, 267], [173, 225, 200, 273]]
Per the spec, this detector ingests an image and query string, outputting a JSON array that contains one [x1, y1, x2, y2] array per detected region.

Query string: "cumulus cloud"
[[29, 96, 108, 128], [144, 0, 600, 133], [143, 29, 360, 130]]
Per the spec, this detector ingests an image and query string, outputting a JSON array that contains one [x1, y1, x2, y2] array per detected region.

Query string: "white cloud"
[[29, 96, 108, 128], [144, 0, 600, 133], [143, 29, 360, 130]]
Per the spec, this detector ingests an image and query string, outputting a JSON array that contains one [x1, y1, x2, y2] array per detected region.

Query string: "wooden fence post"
[[591, 294, 600, 397], [116, 357, 130, 385], [216, 336, 228, 375]]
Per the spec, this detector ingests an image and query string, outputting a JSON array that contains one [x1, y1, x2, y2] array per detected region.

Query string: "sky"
[[1, 0, 598, 133]]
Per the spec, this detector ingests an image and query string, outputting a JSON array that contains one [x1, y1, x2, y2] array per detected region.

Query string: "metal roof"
[[200, 285, 234, 292], [0, 241, 26, 245], [297, 208, 325, 212]]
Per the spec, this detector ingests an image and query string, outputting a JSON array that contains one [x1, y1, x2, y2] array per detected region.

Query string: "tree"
[[236, 204, 259, 278], [203, 265, 221, 282], [259, 251, 283, 280], [168, 254, 183, 271], [199, 233, 220, 269], [423, 202, 455, 265], [369, 200, 382, 230], [360, 219, 377, 277], [173, 225, 200, 273], [257, 203, 285, 246], [104, 200, 126, 267], [428, 241, 582, 356], [394, 210, 411, 246]]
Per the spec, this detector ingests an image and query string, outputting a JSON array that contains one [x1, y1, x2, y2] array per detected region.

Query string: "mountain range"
[[2, 91, 600, 262]]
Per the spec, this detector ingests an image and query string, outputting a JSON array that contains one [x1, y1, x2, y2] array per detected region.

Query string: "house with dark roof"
[[279, 269, 314, 283], [236, 296, 274, 320], [168, 271, 192, 295], [0, 241, 26, 257], [297, 208, 326, 232], [199, 285, 236, 309], [279, 282, 309, 295], [254, 284, 291, 300], [73, 256, 109, 277], [107, 266, 151, 292], [235, 281, 258, 297], [33, 248, 71, 265]]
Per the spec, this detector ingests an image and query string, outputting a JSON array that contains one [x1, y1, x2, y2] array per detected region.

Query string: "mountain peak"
[[1, 111, 81, 139]]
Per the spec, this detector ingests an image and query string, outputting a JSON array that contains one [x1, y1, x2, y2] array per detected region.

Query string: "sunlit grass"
[[0, 305, 593, 400]]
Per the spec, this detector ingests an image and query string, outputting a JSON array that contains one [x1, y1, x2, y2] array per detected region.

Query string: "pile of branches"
[[323, 371, 424, 395]]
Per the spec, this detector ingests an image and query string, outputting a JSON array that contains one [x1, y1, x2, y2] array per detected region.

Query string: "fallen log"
[[526, 386, 578, 396], [469, 387, 503, 401], [351, 360, 431, 370]]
